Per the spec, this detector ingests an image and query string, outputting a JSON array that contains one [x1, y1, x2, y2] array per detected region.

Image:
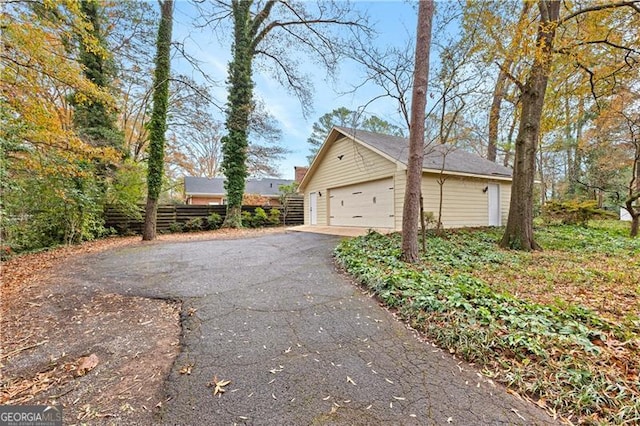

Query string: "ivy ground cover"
[[334, 222, 639, 424]]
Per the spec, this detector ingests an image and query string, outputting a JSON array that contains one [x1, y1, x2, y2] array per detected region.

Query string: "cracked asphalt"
[[73, 231, 557, 425]]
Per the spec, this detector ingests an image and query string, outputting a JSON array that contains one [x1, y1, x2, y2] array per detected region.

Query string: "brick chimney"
[[294, 166, 308, 183]]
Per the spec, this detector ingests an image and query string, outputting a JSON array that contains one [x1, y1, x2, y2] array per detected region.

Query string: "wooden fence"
[[105, 196, 304, 234]]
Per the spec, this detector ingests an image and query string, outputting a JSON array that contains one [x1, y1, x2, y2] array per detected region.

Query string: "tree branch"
[[559, 0, 640, 25]]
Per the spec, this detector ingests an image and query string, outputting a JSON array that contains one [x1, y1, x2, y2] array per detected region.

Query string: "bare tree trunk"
[[488, 67, 509, 162], [628, 136, 640, 237], [143, 197, 158, 240], [500, 0, 560, 251], [538, 144, 546, 206], [503, 111, 517, 167], [401, 0, 434, 263], [420, 195, 426, 254]]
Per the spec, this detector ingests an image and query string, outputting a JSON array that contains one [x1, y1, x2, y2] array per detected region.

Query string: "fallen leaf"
[[179, 363, 193, 375], [206, 376, 231, 396], [76, 353, 99, 376]]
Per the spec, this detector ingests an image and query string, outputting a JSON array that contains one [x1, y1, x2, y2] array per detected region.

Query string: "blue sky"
[[172, 1, 419, 180]]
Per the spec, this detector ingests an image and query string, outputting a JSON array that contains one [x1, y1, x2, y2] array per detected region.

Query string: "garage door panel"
[[329, 178, 393, 228]]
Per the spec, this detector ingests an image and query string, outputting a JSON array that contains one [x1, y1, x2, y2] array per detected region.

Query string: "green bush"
[[207, 212, 223, 230], [252, 207, 268, 227], [543, 200, 615, 226], [168, 222, 184, 233], [1, 171, 107, 252], [268, 208, 280, 226], [241, 211, 253, 227], [183, 217, 204, 232]]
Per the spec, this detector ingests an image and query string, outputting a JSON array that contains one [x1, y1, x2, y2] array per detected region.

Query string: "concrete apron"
[[287, 225, 395, 237]]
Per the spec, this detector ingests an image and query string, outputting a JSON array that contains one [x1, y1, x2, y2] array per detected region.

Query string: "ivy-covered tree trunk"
[[221, 0, 256, 228], [73, 0, 124, 153], [500, 0, 560, 251], [142, 0, 173, 241]]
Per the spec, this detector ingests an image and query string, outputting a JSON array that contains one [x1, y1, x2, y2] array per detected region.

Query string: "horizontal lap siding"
[[421, 174, 512, 228], [393, 169, 407, 230], [304, 137, 397, 226], [500, 183, 511, 225]]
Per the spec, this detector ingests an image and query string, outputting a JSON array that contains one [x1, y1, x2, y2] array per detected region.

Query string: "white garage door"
[[329, 178, 394, 228]]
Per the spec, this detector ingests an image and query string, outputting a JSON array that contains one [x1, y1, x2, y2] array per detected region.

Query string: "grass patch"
[[334, 221, 639, 424]]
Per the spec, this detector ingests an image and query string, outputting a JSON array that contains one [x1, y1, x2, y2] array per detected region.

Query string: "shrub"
[[268, 208, 280, 226], [543, 200, 615, 226], [252, 207, 268, 227], [241, 211, 253, 227], [207, 212, 223, 230], [183, 217, 204, 232], [168, 222, 184, 233]]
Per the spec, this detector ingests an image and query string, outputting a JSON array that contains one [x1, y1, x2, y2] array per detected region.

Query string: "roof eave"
[[185, 192, 225, 197], [422, 168, 513, 181]]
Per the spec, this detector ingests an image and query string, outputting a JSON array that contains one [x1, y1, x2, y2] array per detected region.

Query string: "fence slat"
[[105, 195, 304, 235]]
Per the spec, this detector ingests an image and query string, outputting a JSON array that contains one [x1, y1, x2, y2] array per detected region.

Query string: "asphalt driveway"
[[75, 231, 555, 425]]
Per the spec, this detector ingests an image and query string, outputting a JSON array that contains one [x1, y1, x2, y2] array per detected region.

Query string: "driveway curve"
[[74, 231, 555, 425]]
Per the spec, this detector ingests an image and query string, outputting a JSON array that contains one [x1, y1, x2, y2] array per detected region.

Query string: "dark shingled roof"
[[334, 127, 513, 178], [184, 176, 294, 196]]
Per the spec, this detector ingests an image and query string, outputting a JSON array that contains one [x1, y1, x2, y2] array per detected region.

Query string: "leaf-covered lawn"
[[334, 221, 640, 424]]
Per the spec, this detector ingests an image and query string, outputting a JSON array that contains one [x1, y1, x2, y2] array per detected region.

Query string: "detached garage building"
[[298, 127, 513, 231]]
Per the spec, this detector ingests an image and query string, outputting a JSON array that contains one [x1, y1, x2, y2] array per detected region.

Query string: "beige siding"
[[419, 174, 512, 228], [393, 168, 407, 230], [304, 137, 397, 226], [500, 182, 511, 225]]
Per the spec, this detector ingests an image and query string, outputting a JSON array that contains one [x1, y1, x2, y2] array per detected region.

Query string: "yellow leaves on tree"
[[1, 1, 119, 178]]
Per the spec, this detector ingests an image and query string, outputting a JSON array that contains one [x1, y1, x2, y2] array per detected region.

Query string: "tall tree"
[[500, 1, 560, 251], [500, 0, 640, 250], [72, 0, 124, 153], [142, 0, 173, 241], [486, 2, 530, 163], [197, 1, 369, 227], [1, 1, 120, 250], [587, 87, 640, 236], [307, 107, 359, 162], [306, 107, 403, 162], [401, 0, 435, 263], [219, 0, 254, 227]]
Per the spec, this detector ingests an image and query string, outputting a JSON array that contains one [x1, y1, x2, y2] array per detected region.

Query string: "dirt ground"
[[0, 228, 286, 425]]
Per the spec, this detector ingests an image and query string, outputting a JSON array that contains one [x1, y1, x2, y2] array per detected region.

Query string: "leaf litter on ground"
[[334, 221, 640, 424]]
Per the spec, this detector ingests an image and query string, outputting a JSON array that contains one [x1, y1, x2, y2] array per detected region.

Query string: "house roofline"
[[422, 169, 513, 181], [185, 192, 224, 197], [299, 127, 513, 190]]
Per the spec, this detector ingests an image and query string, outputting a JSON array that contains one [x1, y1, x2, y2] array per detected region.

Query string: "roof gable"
[[335, 127, 513, 178]]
